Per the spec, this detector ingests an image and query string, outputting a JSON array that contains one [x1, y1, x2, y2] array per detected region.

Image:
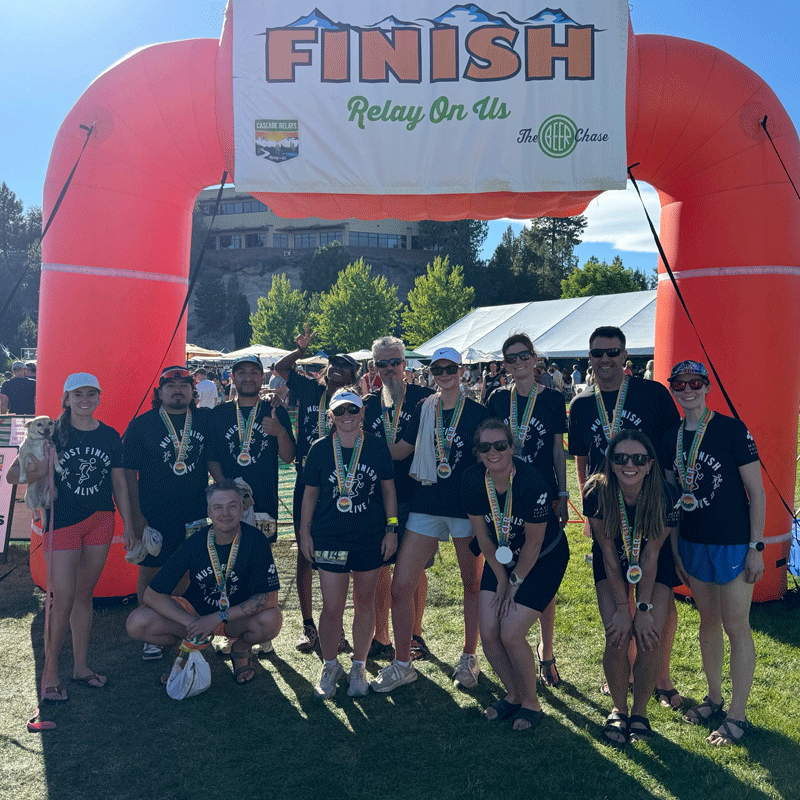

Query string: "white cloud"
[[497, 181, 661, 253]]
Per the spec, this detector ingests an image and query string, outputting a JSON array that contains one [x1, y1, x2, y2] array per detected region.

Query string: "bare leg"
[[685, 576, 725, 716], [412, 570, 428, 638], [537, 597, 560, 685], [137, 565, 159, 607], [655, 594, 682, 707], [596, 578, 631, 742], [351, 569, 382, 662], [479, 590, 521, 714], [317, 570, 350, 662], [453, 537, 483, 655], [372, 565, 392, 645], [296, 548, 314, 623], [70, 544, 111, 683], [500, 604, 542, 729]]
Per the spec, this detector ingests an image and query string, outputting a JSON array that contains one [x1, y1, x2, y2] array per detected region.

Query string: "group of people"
[[1, 359, 36, 415], [8, 325, 765, 746]]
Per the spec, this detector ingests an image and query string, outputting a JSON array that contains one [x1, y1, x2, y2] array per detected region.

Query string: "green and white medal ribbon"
[[207, 526, 241, 611], [159, 407, 192, 476], [676, 408, 714, 512], [318, 392, 330, 438], [382, 388, 405, 444], [485, 466, 515, 565], [435, 393, 465, 479], [617, 489, 642, 584], [595, 375, 630, 444], [510, 386, 538, 455], [333, 432, 364, 512], [236, 400, 260, 466]]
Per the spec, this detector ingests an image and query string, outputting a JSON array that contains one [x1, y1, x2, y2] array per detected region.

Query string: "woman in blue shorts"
[[662, 361, 765, 746]]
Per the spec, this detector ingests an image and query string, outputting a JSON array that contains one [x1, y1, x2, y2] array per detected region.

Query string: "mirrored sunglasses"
[[332, 404, 361, 417], [477, 440, 512, 453], [430, 364, 460, 376], [611, 453, 650, 466], [669, 378, 707, 392], [161, 368, 192, 379], [589, 348, 622, 358], [503, 350, 533, 364]]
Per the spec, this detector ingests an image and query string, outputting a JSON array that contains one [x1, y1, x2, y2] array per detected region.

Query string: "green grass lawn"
[[1, 447, 799, 800]]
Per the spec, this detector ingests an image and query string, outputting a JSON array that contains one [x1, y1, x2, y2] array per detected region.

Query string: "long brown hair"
[[583, 430, 666, 542], [52, 392, 72, 452]]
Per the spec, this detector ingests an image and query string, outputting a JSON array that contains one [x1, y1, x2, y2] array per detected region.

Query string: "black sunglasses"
[[669, 378, 707, 392], [332, 405, 360, 417], [590, 348, 622, 358], [430, 364, 460, 376], [477, 440, 512, 453], [503, 350, 533, 364], [611, 453, 650, 466], [375, 358, 404, 369]]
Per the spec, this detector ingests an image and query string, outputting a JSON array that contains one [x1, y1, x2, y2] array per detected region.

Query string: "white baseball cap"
[[64, 373, 102, 393], [329, 389, 363, 410], [430, 347, 462, 365]]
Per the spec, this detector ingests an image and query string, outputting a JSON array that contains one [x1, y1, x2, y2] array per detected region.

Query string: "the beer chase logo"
[[256, 5, 612, 155]]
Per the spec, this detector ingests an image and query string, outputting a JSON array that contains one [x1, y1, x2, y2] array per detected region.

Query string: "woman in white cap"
[[7, 373, 134, 703], [298, 388, 397, 699], [662, 360, 765, 746]]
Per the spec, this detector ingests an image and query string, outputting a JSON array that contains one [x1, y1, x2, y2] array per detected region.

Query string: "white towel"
[[409, 394, 440, 486], [124, 526, 163, 564]]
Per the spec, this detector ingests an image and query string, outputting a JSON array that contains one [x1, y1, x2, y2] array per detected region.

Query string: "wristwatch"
[[509, 572, 522, 587], [219, 608, 229, 623], [749, 541, 765, 552], [636, 602, 653, 613]]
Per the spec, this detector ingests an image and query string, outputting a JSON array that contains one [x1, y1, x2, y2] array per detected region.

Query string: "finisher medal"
[[173, 461, 187, 476], [237, 452, 252, 467], [437, 462, 452, 479], [495, 546, 513, 565], [336, 496, 352, 513], [680, 493, 698, 512], [626, 564, 642, 584], [332, 432, 363, 514]]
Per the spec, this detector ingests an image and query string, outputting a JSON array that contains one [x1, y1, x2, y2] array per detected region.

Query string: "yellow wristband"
[[387, 517, 399, 525]]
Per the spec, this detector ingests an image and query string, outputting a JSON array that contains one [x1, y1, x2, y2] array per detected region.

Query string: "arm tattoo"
[[240, 594, 271, 617]]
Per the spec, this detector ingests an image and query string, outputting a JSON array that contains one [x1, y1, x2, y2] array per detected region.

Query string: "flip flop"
[[485, 698, 521, 721], [27, 708, 56, 733], [40, 684, 68, 704], [72, 671, 107, 688]]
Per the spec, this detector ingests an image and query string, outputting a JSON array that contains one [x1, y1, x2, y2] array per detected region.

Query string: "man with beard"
[[123, 366, 213, 660], [362, 336, 434, 661], [273, 325, 359, 653]]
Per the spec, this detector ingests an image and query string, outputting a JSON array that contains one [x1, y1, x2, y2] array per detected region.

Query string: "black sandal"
[[536, 643, 561, 688], [410, 635, 430, 661], [485, 698, 521, 721], [602, 712, 629, 749], [684, 695, 724, 726], [628, 714, 654, 741]]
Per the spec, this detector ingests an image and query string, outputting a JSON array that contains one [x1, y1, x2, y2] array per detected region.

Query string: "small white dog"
[[18, 415, 61, 523]]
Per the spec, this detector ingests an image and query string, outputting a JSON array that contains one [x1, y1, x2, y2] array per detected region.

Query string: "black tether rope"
[[628, 161, 797, 523], [0, 123, 96, 327], [129, 172, 228, 421], [760, 116, 800, 201]]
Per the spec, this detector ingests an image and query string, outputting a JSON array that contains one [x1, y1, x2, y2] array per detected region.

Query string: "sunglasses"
[[161, 368, 192, 379], [669, 378, 707, 392], [611, 453, 651, 466], [477, 440, 512, 453], [375, 358, 404, 369], [430, 364, 460, 376], [503, 350, 533, 364], [589, 348, 622, 358], [332, 404, 361, 417]]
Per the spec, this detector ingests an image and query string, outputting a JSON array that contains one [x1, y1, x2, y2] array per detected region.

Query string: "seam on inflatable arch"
[[658, 266, 800, 281], [42, 263, 189, 285]]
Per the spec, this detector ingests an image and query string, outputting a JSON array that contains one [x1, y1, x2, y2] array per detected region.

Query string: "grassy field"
[[1, 445, 799, 800]]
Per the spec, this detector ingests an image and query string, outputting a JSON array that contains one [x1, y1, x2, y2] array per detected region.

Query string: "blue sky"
[[2, 1, 797, 279]]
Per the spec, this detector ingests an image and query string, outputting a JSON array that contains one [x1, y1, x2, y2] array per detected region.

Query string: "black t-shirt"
[[483, 371, 504, 399], [149, 522, 280, 615], [462, 459, 560, 562], [363, 383, 434, 504], [583, 481, 681, 538], [287, 371, 329, 467], [401, 396, 490, 518], [301, 433, 394, 551], [660, 413, 759, 545], [1, 376, 36, 415], [53, 422, 124, 529], [208, 400, 295, 517], [123, 407, 211, 526], [486, 385, 567, 495], [568, 377, 680, 475]]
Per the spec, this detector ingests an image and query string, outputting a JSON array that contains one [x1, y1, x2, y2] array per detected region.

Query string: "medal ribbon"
[[318, 392, 330, 438], [236, 400, 260, 460], [333, 432, 364, 501], [435, 394, 465, 468], [159, 407, 192, 467], [381, 388, 405, 444], [595, 375, 629, 443], [676, 409, 714, 493], [510, 386, 537, 451], [617, 489, 642, 571], [206, 526, 241, 611], [485, 467, 515, 548]]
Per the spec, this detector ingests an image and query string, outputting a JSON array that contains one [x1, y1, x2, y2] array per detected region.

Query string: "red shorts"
[[49, 511, 115, 551]]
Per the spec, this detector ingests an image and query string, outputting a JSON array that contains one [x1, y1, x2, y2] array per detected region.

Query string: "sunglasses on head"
[[162, 368, 192, 379], [332, 404, 360, 417], [375, 358, 403, 369], [503, 350, 533, 364], [430, 364, 460, 376], [589, 348, 622, 358], [477, 440, 512, 453], [611, 452, 650, 466], [669, 378, 707, 392]]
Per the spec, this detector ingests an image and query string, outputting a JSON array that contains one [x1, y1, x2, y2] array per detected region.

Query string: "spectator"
[[0, 360, 36, 415], [193, 368, 218, 408]]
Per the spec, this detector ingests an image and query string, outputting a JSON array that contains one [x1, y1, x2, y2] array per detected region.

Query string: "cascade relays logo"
[[254, 5, 611, 161]]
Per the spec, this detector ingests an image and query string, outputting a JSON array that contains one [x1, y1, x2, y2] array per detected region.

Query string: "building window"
[[294, 233, 317, 248], [349, 231, 406, 249], [319, 231, 342, 246], [201, 199, 269, 215], [246, 233, 267, 248], [205, 237, 217, 250], [274, 233, 289, 248], [218, 234, 242, 250]]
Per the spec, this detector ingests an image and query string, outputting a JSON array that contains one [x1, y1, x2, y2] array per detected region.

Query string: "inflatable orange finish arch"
[[34, 12, 800, 598]]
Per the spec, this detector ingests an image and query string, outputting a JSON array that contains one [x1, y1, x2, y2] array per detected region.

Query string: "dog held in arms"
[[18, 415, 61, 524]]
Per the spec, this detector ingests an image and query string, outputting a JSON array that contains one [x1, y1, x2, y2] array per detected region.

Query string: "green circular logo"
[[538, 115, 578, 158]]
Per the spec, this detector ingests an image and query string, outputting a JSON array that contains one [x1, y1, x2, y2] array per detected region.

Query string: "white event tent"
[[416, 291, 657, 359]]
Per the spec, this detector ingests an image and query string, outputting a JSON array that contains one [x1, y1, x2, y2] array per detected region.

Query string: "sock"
[[324, 658, 339, 668], [396, 659, 411, 668]]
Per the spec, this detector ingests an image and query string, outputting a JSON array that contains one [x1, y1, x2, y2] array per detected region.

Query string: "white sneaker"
[[453, 653, 480, 689], [253, 640, 274, 655], [142, 642, 163, 660], [314, 660, 344, 699], [369, 660, 418, 693], [347, 662, 369, 697]]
